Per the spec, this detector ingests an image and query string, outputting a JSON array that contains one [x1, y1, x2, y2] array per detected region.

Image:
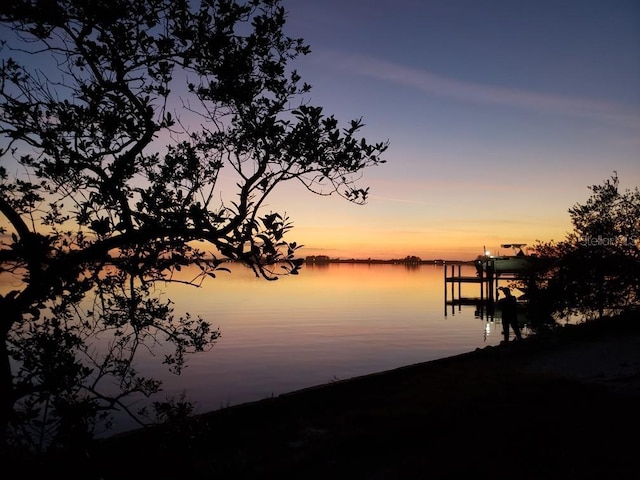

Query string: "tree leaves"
[[528, 173, 640, 321], [0, 0, 387, 446]]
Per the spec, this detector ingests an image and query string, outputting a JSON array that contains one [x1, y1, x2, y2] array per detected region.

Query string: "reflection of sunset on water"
[[108, 262, 504, 433]]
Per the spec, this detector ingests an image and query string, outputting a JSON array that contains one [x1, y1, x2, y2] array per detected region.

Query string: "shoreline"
[[14, 313, 640, 479], [93, 314, 640, 479]]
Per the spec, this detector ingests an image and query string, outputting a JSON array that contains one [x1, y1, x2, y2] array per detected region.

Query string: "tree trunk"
[[0, 328, 12, 447], [0, 303, 20, 447]]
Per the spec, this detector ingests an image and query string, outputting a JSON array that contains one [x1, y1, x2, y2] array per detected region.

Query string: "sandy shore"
[[526, 331, 640, 396], [15, 314, 640, 479]]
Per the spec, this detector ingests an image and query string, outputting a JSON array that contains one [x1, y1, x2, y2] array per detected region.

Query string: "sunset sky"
[[264, 0, 640, 260], [1, 1, 638, 262]]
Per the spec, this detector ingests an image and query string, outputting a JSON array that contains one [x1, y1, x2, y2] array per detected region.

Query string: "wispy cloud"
[[312, 50, 640, 130], [369, 195, 450, 207]]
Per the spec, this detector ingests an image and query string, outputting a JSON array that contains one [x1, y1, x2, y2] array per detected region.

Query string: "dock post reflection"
[[443, 261, 493, 319]]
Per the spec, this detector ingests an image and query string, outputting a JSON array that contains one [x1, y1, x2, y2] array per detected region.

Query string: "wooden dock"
[[443, 263, 493, 318], [444, 275, 484, 283], [443, 261, 527, 318]]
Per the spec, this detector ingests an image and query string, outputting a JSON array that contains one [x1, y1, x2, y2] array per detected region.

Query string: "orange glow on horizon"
[[290, 220, 571, 261]]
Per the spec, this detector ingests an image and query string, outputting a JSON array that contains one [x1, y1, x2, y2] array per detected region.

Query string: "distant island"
[[220, 255, 475, 266], [304, 255, 473, 265]]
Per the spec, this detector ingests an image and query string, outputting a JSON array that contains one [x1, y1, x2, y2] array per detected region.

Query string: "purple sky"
[[1, 1, 638, 260], [268, 0, 640, 259]]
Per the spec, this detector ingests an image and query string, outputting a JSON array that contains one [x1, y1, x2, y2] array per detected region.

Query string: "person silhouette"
[[497, 287, 522, 343]]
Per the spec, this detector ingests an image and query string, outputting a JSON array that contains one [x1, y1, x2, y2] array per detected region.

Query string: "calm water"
[[4, 262, 511, 434], [127, 263, 504, 426]]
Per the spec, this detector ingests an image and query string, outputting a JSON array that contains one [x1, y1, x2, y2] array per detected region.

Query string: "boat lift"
[[444, 244, 533, 318]]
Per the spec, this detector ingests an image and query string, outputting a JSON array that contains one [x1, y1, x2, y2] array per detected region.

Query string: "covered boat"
[[474, 244, 533, 275]]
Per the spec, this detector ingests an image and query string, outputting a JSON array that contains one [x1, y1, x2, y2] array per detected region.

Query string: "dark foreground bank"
[[11, 314, 640, 479]]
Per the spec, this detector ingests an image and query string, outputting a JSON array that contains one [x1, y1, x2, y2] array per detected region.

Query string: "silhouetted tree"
[[0, 0, 388, 450], [527, 173, 640, 322]]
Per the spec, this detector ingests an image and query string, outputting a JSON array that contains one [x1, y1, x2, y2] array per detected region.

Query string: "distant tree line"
[[304, 255, 459, 265]]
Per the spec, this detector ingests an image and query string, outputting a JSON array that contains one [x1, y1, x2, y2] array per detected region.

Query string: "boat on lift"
[[474, 244, 533, 275]]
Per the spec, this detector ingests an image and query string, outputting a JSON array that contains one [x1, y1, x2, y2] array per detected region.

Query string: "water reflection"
[[119, 262, 503, 433], [4, 261, 507, 435]]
